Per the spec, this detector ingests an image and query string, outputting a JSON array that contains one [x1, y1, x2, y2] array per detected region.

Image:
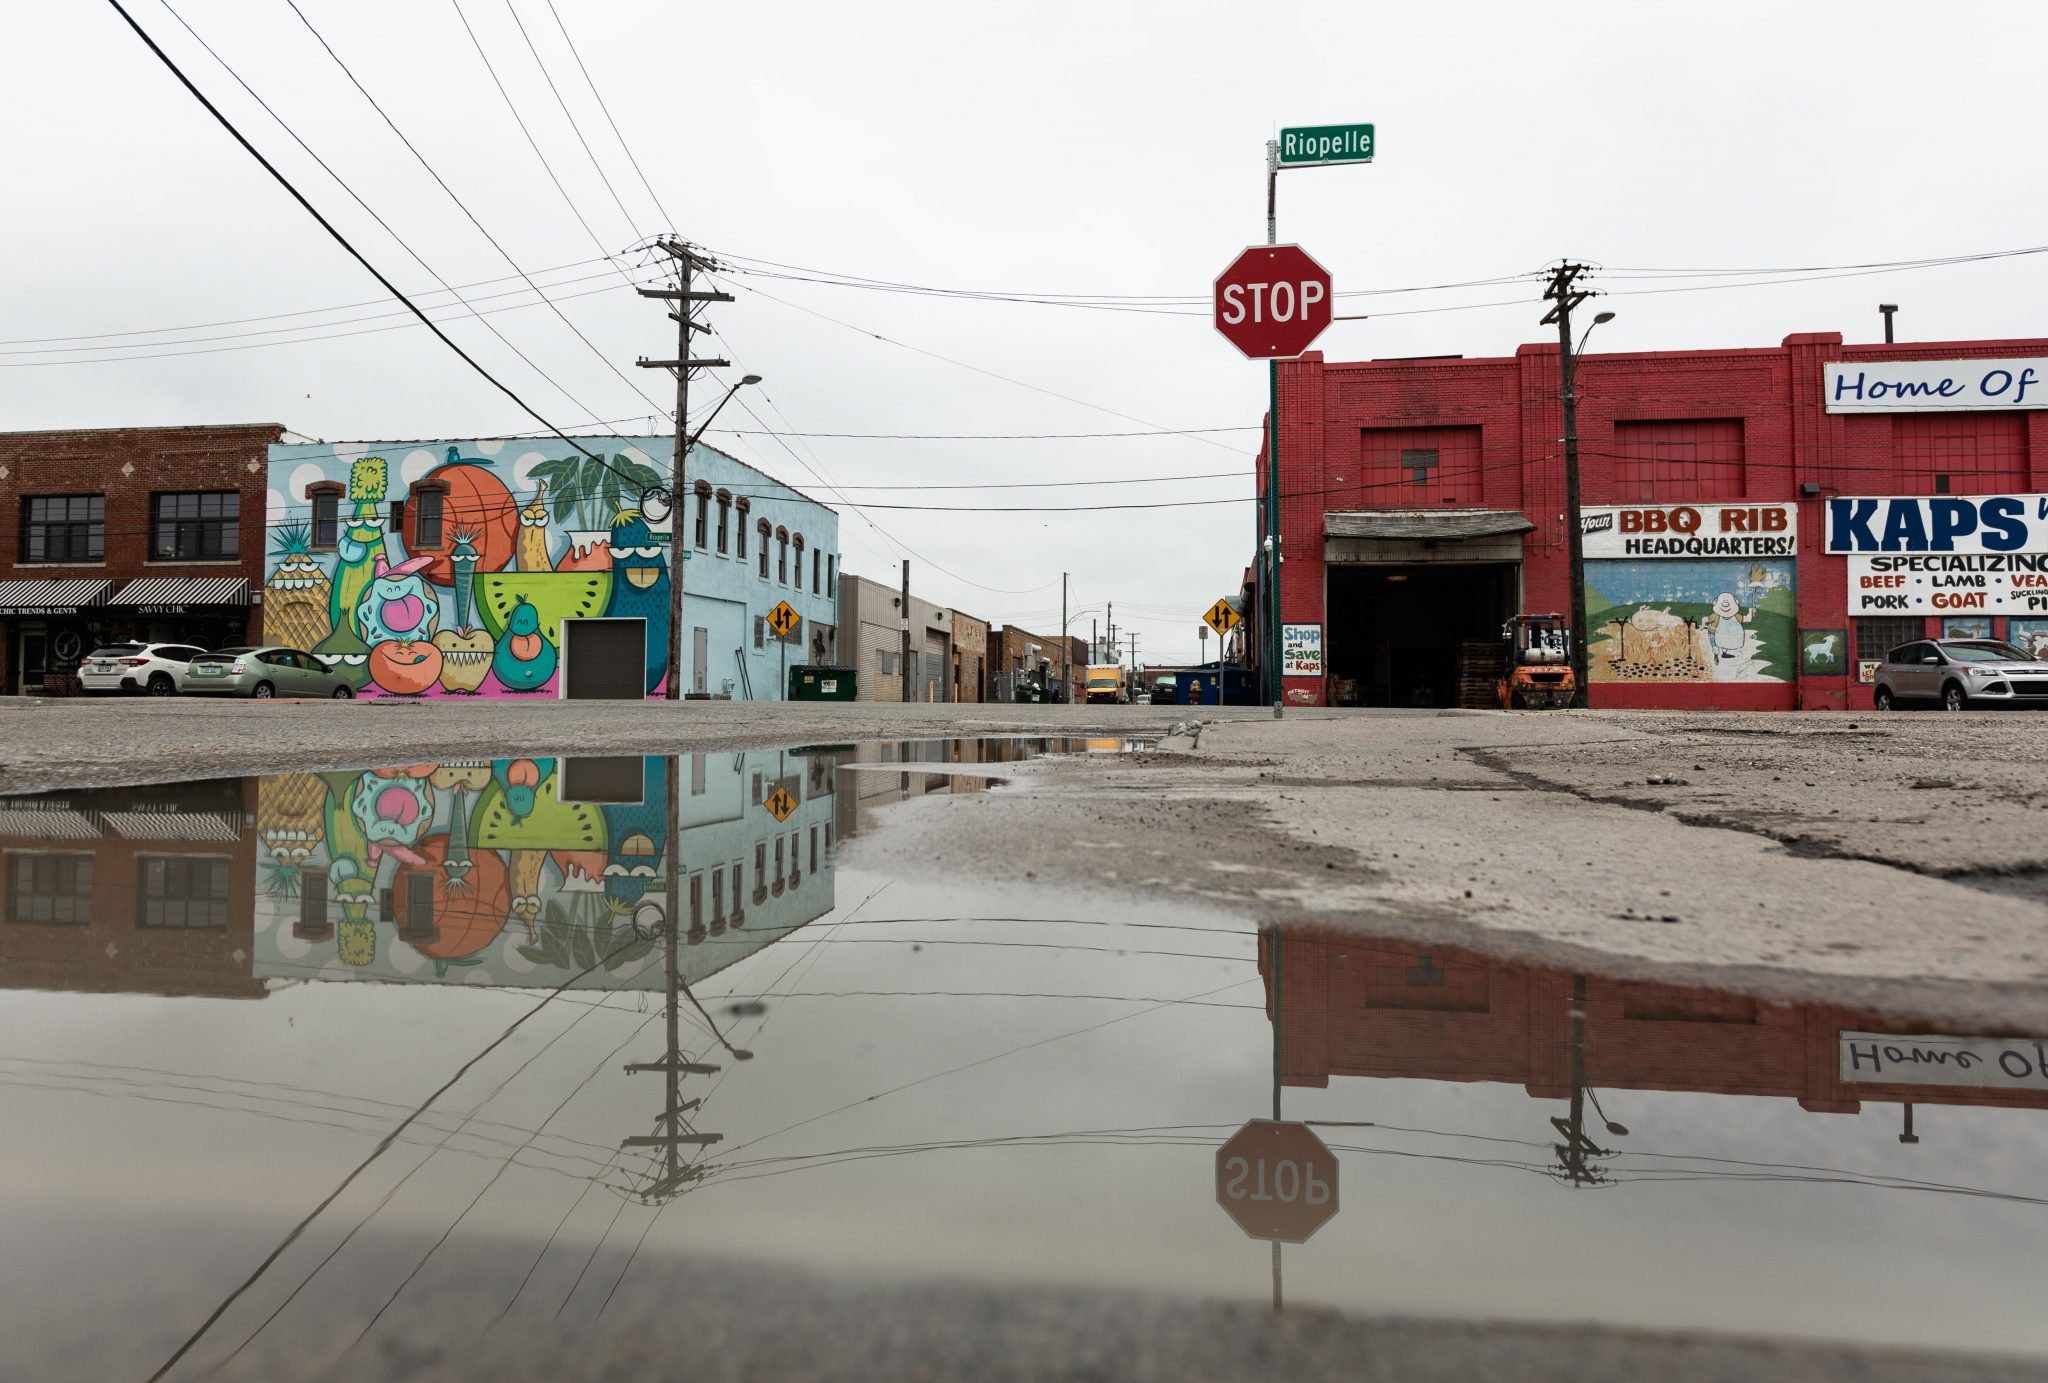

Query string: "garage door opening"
[[1326, 563, 1518, 707]]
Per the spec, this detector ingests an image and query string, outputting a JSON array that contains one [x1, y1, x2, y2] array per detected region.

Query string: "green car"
[[182, 645, 356, 699]]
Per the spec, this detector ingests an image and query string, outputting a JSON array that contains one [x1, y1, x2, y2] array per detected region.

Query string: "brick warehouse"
[[0, 424, 284, 695], [1255, 331, 2048, 710]]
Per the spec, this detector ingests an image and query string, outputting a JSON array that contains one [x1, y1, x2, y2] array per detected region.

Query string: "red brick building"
[[0, 424, 283, 694], [1255, 332, 2048, 710]]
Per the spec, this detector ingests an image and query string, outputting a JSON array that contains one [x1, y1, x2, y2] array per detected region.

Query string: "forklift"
[[1498, 613, 1577, 709]]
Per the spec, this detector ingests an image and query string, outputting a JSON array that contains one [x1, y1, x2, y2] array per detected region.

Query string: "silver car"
[[1872, 639, 2048, 711], [182, 645, 356, 699]]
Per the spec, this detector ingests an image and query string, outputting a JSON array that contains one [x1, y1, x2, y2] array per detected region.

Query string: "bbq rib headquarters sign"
[[1581, 503, 1797, 559], [1828, 494, 2048, 615]]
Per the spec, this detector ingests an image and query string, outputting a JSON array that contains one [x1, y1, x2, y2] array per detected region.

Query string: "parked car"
[[1872, 639, 2048, 711], [181, 646, 356, 699], [76, 642, 210, 697]]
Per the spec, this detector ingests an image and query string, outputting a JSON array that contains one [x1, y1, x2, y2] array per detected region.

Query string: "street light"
[[665, 372, 761, 701], [1575, 310, 1616, 358]]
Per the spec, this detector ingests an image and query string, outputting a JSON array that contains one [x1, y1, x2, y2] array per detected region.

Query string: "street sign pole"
[[1266, 141, 1282, 722]]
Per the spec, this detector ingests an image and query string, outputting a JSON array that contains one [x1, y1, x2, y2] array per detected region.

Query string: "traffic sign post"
[[1215, 1119, 1339, 1243], [1212, 245, 1333, 361], [768, 600, 799, 701]]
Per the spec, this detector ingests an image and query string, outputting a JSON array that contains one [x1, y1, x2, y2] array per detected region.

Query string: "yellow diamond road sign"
[[763, 786, 797, 822], [1204, 600, 1241, 636], [767, 600, 800, 638]]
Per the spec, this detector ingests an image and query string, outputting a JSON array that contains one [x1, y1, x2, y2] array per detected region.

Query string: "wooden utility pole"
[[638, 240, 731, 700], [1541, 262, 1593, 707], [1061, 572, 1069, 707], [899, 559, 912, 702]]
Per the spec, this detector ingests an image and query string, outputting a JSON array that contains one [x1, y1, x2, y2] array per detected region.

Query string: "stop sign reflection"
[[1215, 1119, 1339, 1243], [1213, 244, 1334, 360]]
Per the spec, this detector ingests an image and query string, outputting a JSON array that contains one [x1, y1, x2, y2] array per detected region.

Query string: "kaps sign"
[[1824, 358, 2048, 413], [1825, 495, 2048, 554]]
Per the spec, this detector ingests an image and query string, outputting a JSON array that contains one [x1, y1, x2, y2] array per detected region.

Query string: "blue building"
[[262, 436, 839, 700]]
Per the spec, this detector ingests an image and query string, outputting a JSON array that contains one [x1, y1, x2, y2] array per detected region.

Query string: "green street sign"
[[1278, 124, 1374, 167]]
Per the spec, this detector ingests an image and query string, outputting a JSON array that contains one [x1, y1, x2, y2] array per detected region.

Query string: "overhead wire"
[[498, 0, 646, 247]]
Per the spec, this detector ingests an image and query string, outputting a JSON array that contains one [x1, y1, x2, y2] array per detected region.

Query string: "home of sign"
[[1825, 358, 2048, 413], [1827, 495, 2048, 615]]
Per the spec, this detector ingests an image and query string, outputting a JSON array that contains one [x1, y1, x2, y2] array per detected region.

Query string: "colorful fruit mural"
[[267, 442, 670, 698]]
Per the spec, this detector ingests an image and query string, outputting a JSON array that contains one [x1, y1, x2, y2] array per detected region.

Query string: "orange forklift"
[[1498, 613, 1576, 709]]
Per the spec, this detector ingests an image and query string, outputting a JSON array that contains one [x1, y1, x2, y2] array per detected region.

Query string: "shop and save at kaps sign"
[[1828, 494, 2048, 615], [1580, 503, 1797, 559]]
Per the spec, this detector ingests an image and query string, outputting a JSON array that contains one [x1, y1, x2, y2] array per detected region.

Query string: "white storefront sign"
[[1579, 503, 1797, 559], [1828, 495, 2048, 614], [1280, 623, 1323, 677], [1841, 1031, 2048, 1090], [1825, 358, 2048, 413]]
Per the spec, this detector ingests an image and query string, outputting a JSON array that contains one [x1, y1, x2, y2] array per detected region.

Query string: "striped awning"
[[104, 809, 245, 842], [0, 579, 115, 616], [0, 806, 102, 839], [109, 577, 251, 611]]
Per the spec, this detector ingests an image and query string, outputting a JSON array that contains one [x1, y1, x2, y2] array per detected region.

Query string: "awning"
[[0, 579, 115, 616], [1324, 509, 1536, 541], [104, 809, 245, 843], [109, 577, 251, 613]]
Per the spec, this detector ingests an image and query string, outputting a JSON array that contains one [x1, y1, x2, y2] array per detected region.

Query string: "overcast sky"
[[9, 1, 2048, 664]]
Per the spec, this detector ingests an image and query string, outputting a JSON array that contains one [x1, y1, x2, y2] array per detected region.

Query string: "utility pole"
[[1061, 572, 1069, 708], [1880, 303, 1898, 345], [899, 559, 912, 703], [1542, 262, 1594, 707], [1090, 618, 1097, 665], [638, 240, 732, 700]]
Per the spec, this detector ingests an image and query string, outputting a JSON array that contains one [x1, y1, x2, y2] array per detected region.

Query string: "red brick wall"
[[0, 424, 283, 692], [1263, 334, 2048, 710]]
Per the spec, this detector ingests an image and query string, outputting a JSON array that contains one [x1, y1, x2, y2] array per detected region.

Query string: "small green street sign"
[[1278, 124, 1374, 167]]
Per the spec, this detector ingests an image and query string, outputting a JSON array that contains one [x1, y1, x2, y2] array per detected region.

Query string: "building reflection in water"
[[1262, 925, 2048, 1170]]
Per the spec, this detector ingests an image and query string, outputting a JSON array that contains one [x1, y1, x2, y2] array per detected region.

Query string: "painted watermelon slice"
[[472, 775, 608, 852], [475, 570, 613, 641]]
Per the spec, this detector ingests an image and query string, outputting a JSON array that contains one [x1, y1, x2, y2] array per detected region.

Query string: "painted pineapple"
[[264, 523, 334, 650], [329, 456, 391, 636], [258, 771, 328, 869], [515, 480, 552, 572]]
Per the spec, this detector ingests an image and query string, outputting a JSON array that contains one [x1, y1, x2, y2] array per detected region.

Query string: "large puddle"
[[3, 737, 2046, 1377]]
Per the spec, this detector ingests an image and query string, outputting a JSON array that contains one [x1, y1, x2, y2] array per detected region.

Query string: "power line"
[[499, 0, 645, 246], [101, 0, 628, 488], [542, 0, 676, 233], [282, 0, 666, 417]]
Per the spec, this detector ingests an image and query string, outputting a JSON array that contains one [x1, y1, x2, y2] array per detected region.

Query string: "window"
[[879, 649, 900, 675], [793, 535, 806, 590], [813, 548, 822, 594], [1610, 419, 1745, 502], [21, 495, 104, 564], [754, 616, 766, 649], [309, 484, 342, 549], [751, 772, 763, 805], [809, 825, 818, 874], [690, 753, 706, 795], [298, 867, 329, 933], [789, 830, 801, 887], [716, 493, 731, 554], [151, 491, 240, 561], [138, 856, 229, 929], [711, 868, 724, 924], [1894, 413, 2027, 495], [827, 554, 835, 597], [388, 499, 406, 534], [777, 529, 789, 583], [689, 872, 703, 928], [737, 502, 750, 559], [758, 521, 771, 577], [774, 836, 785, 887], [1855, 617, 1923, 664], [7, 852, 93, 924], [731, 862, 744, 918], [1359, 426, 1483, 506], [694, 485, 710, 549], [410, 485, 445, 549]]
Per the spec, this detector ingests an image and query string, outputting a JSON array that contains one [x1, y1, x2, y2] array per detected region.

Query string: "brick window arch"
[[735, 498, 750, 559], [693, 479, 712, 549], [406, 479, 449, 552]]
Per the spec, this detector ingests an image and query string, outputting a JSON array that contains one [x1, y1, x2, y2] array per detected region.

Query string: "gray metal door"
[[562, 618, 647, 699], [693, 627, 709, 694]]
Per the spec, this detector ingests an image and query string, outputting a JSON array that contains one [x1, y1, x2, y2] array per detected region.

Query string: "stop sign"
[[1215, 1119, 1339, 1243], [1213, 244, 1333, 359]]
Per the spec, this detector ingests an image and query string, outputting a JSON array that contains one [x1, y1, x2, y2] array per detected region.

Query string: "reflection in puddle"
[[1, 736, 2046, 1378]]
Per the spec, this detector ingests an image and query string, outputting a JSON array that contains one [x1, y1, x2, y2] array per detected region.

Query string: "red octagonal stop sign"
[[1215, 1119, 1339, 1243], [1213, 244, 1333, 359]]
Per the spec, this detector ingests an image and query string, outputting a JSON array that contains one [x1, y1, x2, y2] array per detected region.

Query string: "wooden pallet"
[[1455, 640, 1501, 709]]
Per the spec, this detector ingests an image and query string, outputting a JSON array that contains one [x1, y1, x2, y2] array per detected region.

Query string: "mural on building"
[[251, 751, 838, 989], [2008, 619, 2048, 659], [1800, 629, 1847, 676], [1585, 559, 1796, 683], [267, 441, 669, 698]]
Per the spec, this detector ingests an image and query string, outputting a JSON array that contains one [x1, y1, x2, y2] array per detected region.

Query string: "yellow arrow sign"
[[1204, 600, 1242, 636], [767, 600, 800, 638], [763, 786, 797, 822]]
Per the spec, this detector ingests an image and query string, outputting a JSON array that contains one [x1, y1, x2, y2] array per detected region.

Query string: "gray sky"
[[9, 1, 2048, 664]]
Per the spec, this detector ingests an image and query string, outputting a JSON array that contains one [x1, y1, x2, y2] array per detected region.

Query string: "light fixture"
[[1386, 573, 1408, 583]]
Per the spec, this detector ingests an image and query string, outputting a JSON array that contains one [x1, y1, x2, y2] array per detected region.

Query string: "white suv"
[[76, 642, 210, 697]]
